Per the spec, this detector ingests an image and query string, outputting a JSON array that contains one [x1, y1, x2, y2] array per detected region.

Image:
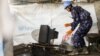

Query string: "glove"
[[64, 23, 71, 27], [66, 30, 73, 36]]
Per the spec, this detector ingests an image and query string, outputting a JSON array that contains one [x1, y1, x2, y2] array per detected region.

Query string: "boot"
[[80, 47, 89, 55], [68, 48, 79, 56]]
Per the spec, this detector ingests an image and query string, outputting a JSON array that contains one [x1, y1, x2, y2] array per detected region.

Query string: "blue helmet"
[[64, 1, 72, 9]]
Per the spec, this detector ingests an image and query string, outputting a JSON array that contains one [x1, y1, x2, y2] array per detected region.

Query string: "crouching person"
[[64, 1, 93, 55]]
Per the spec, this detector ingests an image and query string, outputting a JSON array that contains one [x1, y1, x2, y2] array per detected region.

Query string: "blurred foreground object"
[[1, 0, 15, 56]]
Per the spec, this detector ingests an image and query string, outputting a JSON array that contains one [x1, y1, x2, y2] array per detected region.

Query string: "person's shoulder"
[[74, 6, 82, 9], [72, 6, 80, 11], [73, 6, 84, 11]]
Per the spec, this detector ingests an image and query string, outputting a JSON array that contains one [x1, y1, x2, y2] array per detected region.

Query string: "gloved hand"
[[66, 30, 73, 36], [64, 23, 71, 27]]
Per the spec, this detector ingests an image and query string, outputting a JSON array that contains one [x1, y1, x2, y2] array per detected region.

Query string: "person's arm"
[[66, 10, 80, 35], [71, 9, 80, 31], [71, 18, 80, 31], [66, 17, 80, 35]]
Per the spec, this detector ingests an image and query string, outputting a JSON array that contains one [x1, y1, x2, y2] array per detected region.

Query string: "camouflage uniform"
[[71, 6, 93, 48]]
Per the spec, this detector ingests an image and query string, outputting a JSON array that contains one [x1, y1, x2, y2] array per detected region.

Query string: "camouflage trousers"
[[72, 20, 92, 48]]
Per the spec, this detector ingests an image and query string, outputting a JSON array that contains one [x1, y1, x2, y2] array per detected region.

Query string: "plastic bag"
[[62, 34, 73, 46], [62, 34, 69, 42]]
